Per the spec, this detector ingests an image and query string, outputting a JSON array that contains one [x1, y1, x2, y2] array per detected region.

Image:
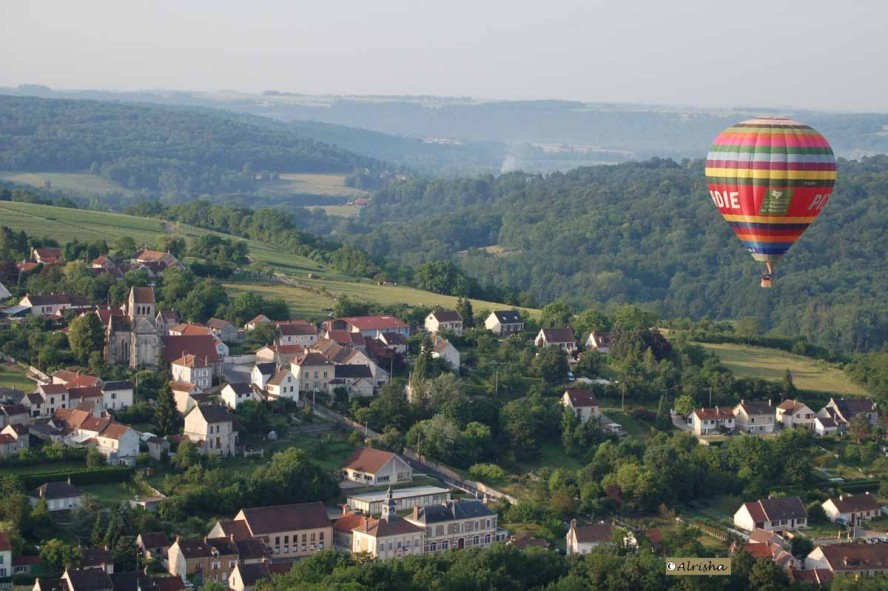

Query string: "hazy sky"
[[1, 0, 884, 112]]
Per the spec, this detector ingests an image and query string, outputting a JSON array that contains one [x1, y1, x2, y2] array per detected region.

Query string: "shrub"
[[469, 463, 507, 484]]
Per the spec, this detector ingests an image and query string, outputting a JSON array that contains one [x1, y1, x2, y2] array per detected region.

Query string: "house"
[[341, 448, 413, 486], [507, 531, 550, 551], [290, 352, 335, 393], [822, 493, 883, 525], [814, 416, 839, 437], [220, 383, 260, 410], [276, 321, 318, 347], [244, 315, 271, 331], [32, 247, 62, 265], [584, 331, 612, 354], [688, 407, 736, 436], [170, 382, 207, 415], [429, 335, 460, 373], [732, 400, 775, 434], [161, 335, 221, 372], [0, 531, 10, 578], [266, 369, 299, 401], [29, 384, 69, 418], [254, 345, 304, 365], [145, 436, 170, 462], [733, 496, 808, 533], [820, 397, 879, 428], [101, 381, 134, 411], [94, 423, 141, 466], [60, 567, 113, 591], [29, 481, 84, 512], [424, 310, 463, 335], [325, 316, 410, 339], [170, 355, 214, 390], [805, 543, 888, 576], [405, 499, 498, 553], [566, 520, 617, 555], [168, 323, 212, 337], [81, 547, 114, 573], [321, 330, 366, 349], [0, 403, 29, 427], [377, 332, 408, 355], [329, 365, 375, 399], [228, 563, 290, 591], [534, 328, 577, 353], [731, 529, 797, 570], [206, 318, 239, 343], [484, 311, 524, 335], [333, 511, 366, 553], [167, 537, 238, 585], [250, 362, 277, 390], [0, 424, 29, 457], [346, 486, 451, 515], [19, 294, 92, 317], [561, 389, 600, 423], [350, 488, 425, 560], [133, 250, 184, 273], [207, 502, 333, 559], [183, 404, 237, 457], [775, 399, 816, 430], [52, 370, 101, 388]]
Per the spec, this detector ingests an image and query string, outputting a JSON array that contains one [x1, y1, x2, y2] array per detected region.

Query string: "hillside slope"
[[0, 95, 382, 198]]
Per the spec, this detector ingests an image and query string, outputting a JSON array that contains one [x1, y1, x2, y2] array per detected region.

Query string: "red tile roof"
[[238, 502, 331, 535], [818, 542, 888, 572], [340, 316, 408, 331], [564, 389, 598, 408], [828, 493, 882, 514], [692, 407, 735, 420], [162, 335, 220, 364], [342, 447, 397, 474], [539, 328, 576, 343]]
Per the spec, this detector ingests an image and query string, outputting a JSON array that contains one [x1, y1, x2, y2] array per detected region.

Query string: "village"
[[1, 242, 887, 591]]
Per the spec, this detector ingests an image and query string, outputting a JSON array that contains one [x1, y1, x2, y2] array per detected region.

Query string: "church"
[[104, 287, 163, 369]]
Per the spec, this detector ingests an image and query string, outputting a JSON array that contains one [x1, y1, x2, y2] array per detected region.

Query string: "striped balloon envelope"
[[705, 118, 836, 287]]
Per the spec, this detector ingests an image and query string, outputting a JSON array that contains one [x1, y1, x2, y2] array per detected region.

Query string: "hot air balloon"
[[705, 118, 836, 288]]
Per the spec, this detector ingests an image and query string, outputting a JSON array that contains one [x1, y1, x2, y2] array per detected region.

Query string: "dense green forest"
[[339, 157, 888, 353], [0, 95, 383, 196]]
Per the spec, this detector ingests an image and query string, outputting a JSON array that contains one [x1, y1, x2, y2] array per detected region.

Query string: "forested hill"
[[0, 95, 381, 194], [340, 157, 888, 353]]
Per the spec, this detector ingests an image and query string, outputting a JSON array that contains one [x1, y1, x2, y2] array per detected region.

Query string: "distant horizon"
[[2, 82, 884, 116]]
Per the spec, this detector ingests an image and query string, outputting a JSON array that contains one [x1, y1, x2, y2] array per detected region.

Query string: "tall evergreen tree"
[[154, 386, 181, 436]]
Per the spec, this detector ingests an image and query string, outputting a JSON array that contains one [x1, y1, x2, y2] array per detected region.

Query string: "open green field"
[[0, 171, 135, 196], [0, 362, 34, 391], [80, 482, 135, 507], [697, 342, 866, 396], [307, 204, 362, 218], [260, 173, 366, 198], [225, 279, 539, 323]]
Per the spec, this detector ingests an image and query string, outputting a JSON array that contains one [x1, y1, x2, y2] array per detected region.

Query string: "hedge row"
[[20, 466, 133, 490], [691, 332, 845, 363]]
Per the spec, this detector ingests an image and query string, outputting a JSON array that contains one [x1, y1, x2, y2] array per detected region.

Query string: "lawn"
[[307, 205, 362, 218], [0, 171, 135, 196], [696, 342, 866, 396], [603, 410, 657, 441], [80, 481, 136, 507], [0, 362, 35, 391], [265, 173, 366, 198]]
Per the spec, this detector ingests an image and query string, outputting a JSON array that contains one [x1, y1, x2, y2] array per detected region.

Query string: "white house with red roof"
[[170, 354, 213, 390], [341, 448, 413, 486], [325, 316, 409, 339], [732, 400, 775, 434], [688, 407, 736, 436], [535, 328, 577, 353], [775, 399, 816, 430], [822, 493, 883, 525], [183, 404, 237, 456], [276, 321, 318, 347], [290, 352, 335, 393]]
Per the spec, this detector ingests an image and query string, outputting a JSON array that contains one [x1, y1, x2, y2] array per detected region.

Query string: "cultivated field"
[[306, 204, 363, 218], [697, 342, 867, 396], [261, 173, 366, 198], [0, 362, 33, 391], [0, 171, 133, 196]]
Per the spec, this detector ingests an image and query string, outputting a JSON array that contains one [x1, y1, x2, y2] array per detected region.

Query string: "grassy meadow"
[[697, 342, 866, 396], [0, 171, 134, 196], [259, 173, 367, 198]]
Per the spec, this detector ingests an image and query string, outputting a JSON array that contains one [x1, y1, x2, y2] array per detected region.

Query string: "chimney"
[[413, 506, 420, 520], [570, 519, 577, 531], [768, 399, 772, 407], [230, 533, 235, 542]]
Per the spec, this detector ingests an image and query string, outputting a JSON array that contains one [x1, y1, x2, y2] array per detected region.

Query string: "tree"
[[572, 308, 612, 341], [849, 412, 872, 445], [747, 558, 789, 591], [540, 300, 574, 328], [113, 236, 138, 259], [86, 447, 106, 467], [154, 386, 181, 436], [655, 393, 671, 430], [534, 345, 569, 385], [612, 305, 656, 331], [245, 322, 277, 350], [0, 475, 28, 528], [39, 539, 81, 573], [673, 394, 695, 417], [172, 439, 200, 471], [68, 313, 105, 364], [156, 235, 187, 258], [456, 297, 475, 328]]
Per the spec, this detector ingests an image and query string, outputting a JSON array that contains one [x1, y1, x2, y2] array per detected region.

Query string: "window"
[[414, 539, 420, 547], [212, 561, 220, 570], [485, 534, 491, 544], [442, 541, 449, 550], [229, 561, 236, 569], [429, 542, 437, 552], [284, 535, 289, 544], [473, 536, 479, 546], [275, 536, 280, 545]]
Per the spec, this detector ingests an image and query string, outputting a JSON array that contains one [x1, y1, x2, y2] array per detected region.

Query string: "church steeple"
[[382, 486, 396, 522]]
